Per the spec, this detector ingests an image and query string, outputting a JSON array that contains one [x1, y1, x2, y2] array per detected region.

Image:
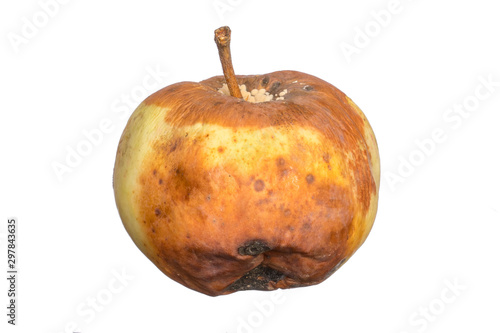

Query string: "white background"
[[1, 0, 499, 332]]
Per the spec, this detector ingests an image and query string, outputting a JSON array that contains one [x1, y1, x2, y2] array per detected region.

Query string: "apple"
[[113, 26, 380, 296]]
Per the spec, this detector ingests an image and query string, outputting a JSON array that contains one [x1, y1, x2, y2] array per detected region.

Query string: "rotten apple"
[[113, 26, 380, 296]]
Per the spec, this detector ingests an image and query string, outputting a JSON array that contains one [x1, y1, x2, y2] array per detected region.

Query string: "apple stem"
[[214, 26, 243, 99]]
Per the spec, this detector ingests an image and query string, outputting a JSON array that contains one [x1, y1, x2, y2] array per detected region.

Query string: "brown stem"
[[214, 26, 242, 99]]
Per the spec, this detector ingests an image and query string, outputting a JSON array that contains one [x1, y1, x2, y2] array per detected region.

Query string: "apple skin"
[[113, 70, 380, 296]]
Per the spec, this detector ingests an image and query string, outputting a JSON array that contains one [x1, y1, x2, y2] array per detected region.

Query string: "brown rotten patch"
[[113, 26, 379, 296]]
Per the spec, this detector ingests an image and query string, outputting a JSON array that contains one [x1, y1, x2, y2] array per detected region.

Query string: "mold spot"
[[306, 174, 315, 184], [238, 240, 271, 256], [227, 265, 285, 292], [254, 179, 265, 192]]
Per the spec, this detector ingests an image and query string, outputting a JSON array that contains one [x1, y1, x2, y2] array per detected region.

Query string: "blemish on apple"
[[254, 179, 265, 192], [170, 139, 181, 152], [238, 240, 271, 256], [301, 222, 312, 231]]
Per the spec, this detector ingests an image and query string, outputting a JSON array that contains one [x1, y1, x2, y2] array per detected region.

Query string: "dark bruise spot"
[[186, 234, 191, 239], [284, 209, 291, 217], [206, 195, 211, 201], [151, 228, 156, 233], [262, 76, 270, 86], [238, 240, 271, 256], [254, 179, 265, 192], [170, 138, 181, 153], [213, 101, 223, 106], [227, 265, 285, 292], [303, 85, 313, 91], [276, 157, 285, 166], [154, 208, 161, 216], [257, 198, 270, 206], [159, 179, 163, 185], [323, 153, 330, 163], [301, 222, 311, 230], [169, 165, 198, 201], [217, 146, 225, 153], [152, 169, 157, 176], [270, 81, 281, 93], [306, 174, 315, 184]]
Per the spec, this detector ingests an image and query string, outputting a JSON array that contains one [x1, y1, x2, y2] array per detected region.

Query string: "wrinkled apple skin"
[[113, 70, 380, 296]]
